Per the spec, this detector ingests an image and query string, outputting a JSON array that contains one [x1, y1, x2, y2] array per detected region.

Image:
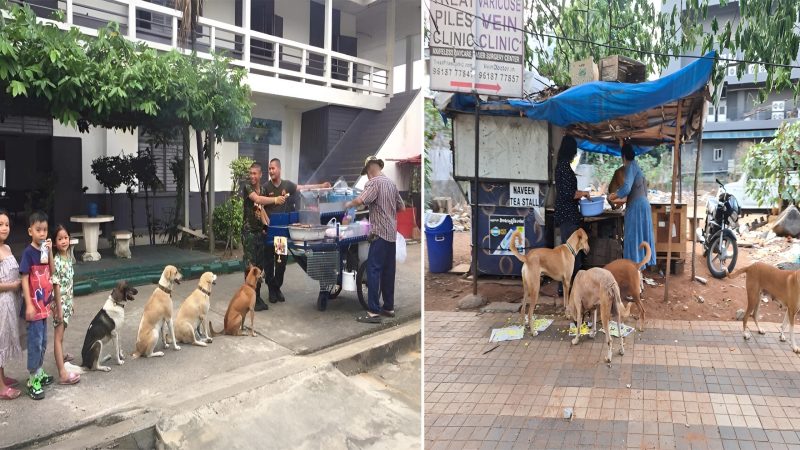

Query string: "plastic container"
[[579, 196, 605, 217], [87, 202, 98, 218], [267, 212, 299, 240], [424, 213, 454, 273], [342, 270, 356, 291], [397, 208, 416, 239]]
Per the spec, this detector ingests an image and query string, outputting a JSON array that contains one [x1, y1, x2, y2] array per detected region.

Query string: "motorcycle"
[[696, 178, 741, 278]]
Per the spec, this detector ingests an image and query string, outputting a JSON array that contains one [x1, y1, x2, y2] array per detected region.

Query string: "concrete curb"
[[26, 320, 421, 450]]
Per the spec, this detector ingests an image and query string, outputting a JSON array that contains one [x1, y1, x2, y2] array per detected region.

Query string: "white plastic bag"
[[396, 232, 407, 263]]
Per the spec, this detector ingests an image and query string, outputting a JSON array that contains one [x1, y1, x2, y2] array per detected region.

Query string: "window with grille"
[[713, 148, 723, 162], [772, 101, 785, 111], [717, 100, 727, 122], [138, 131, 181, 192], [707, 102, 716, 122], [772, 112, 785, 120]]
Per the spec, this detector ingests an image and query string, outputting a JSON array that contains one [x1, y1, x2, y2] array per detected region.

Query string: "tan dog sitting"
[[510, 228, 590, 332], [132, 265, 183, 358], [173, 272, 217, 347], [210, 265, 263, 337], [604, 241, 651, 331], [567, 268, 631, 363], [607, 165, 626, 210], [727, 262, 800, 352]]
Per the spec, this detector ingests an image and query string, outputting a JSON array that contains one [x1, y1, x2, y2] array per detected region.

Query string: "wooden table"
[[70, 215, 114, 262]]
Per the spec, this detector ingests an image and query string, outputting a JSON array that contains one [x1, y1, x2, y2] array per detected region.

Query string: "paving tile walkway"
[[425, 312, 800, 450]]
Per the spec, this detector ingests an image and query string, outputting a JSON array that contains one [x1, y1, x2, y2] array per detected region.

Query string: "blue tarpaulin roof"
[[445, 51, 715, 155]]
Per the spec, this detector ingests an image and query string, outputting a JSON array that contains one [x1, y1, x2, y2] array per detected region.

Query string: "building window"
[[713, 148, 723, 162], [139, 130, 181, 192], [707, 102, 716, 122], [772, 112, 785, 120], [772, 101, 785, 111], [717, 100, 727, 122]]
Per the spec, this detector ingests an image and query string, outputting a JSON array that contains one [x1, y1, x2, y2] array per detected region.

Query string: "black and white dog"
[[66, 281, 138, 373]]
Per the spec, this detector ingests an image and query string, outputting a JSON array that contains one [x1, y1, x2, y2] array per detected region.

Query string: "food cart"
[[268, 187, 371, 311]]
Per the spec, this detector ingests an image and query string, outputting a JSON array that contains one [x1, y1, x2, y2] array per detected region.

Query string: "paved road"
[[0, 244, 420, 448], [156, 352, 421, 449], [426, 312, 800, 449]]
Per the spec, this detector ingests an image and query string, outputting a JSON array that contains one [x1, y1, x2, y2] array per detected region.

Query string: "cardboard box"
[[599, 55, 646, 83], [570, 58, 599, 85]]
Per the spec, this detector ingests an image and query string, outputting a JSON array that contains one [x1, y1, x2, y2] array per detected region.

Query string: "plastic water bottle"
[[39, 240, 48, 264]]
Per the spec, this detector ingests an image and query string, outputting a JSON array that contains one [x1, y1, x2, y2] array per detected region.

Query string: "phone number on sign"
[[478, 72, 520, 83]]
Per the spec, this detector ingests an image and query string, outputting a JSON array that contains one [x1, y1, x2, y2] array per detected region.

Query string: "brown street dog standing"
[[210, 265, 263, 337], [510, 228, 590, 332], [567, 268, 631, 363], [132, 265, 183, 358], [726, 262, 800, 352], [173, 272, 217, 347], [603, 241, 650, 331]]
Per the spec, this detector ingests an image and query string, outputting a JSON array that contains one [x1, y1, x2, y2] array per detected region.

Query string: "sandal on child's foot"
[[0, 386, 20, 400], [58, 372, 80, 385]]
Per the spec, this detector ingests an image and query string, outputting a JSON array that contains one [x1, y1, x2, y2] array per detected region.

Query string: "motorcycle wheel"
[[707, 234, 738, 278]]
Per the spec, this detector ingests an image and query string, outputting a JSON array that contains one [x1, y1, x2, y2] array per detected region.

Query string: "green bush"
[[213, 196, 243, 251]]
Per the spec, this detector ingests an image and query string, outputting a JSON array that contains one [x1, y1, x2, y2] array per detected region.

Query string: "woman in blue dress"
[[608, 143, 657, 268]]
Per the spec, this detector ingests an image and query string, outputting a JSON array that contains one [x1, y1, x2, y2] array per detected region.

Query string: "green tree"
[[213, 157, 254, 254], [741, 121, 800, 209], [0, 1, 253, 252], [525, 0, 800, 101], [527, 0, 670, 87]]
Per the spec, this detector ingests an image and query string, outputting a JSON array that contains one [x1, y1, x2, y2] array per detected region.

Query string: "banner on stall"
[[489, 215, 524, 255]]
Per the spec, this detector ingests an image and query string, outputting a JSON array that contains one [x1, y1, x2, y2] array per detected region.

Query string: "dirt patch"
[[425, 222, 799, 324]]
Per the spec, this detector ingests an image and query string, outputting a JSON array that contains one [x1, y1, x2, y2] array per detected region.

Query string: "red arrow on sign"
[[475, 82, 501, 92], [450, 81, 473, 89]]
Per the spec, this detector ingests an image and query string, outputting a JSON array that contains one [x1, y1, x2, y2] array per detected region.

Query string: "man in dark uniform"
[[240, 162, 286, 311], [263, 158, 330, 303]]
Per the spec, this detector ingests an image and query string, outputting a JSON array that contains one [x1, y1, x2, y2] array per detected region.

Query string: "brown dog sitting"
[[727, 262, 800, 352], [209, 265, 263, 337], [510, 228, 590, 332], [604, 241, 651, 331], [607, 166, 626, 210], [132, 265, 182, 359], [567, 268, 631, 363]]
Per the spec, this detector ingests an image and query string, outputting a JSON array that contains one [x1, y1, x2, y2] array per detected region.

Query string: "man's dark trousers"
[[366, 237, 396, 314]]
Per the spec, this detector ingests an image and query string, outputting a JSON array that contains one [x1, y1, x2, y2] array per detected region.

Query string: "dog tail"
[[725, 264, 750, 279], [636, 242, 652, 270], [209, 320, 223, 337], [509, 230, 526, 263], [609, 281, 630, 319]]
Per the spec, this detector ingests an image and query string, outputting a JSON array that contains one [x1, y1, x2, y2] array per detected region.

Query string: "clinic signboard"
[[429, 0, 524, 98]]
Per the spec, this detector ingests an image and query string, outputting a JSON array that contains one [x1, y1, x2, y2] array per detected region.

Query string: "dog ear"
[[111, 281, 126, 302]]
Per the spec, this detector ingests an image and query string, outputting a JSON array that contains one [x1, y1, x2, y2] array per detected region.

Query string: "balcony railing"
[[7, 0, 389, 97]]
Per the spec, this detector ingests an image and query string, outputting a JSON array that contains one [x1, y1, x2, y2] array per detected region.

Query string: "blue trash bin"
[[425, 213, 454, 273]]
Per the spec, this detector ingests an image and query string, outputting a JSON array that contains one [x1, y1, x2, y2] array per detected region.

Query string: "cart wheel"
[[356, 260, 369, 310], [329, 283, 342, 299], [317, 292, 328, 311]]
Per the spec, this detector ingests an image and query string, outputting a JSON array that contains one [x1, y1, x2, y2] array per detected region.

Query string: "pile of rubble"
[[449, 203, 471, 232]]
